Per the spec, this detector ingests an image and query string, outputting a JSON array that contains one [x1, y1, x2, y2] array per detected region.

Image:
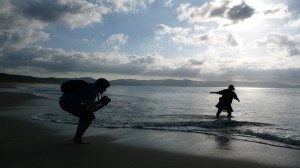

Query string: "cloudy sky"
[[1, 0, 300, 84]]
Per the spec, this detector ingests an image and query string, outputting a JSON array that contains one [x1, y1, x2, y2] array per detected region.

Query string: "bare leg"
[[227, 111, 232, 118], [227, 111, 232, 120], [73, 119, 92, 144], [216, 109, 222, 119]]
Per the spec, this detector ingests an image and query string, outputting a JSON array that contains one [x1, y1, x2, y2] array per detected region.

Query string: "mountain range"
[[0, 73, 299, 88]]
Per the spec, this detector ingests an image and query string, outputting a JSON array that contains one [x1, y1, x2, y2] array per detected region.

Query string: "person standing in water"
[[210, 85, 240, 119]]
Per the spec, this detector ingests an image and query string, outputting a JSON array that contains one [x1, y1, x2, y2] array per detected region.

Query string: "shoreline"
[[1, 90, 299, 168]]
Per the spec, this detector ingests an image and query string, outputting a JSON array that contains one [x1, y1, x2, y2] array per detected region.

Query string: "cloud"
[[226, 32, 239, 47], [207, 67, 300, 84], [0, 0, 156, 50], [15, 0, 112, 29], [263, 3, 290, 19], [104, 0, 155, 13], [21, 0, 69, 22], [0, 44, 212, 79], [189, 58, 205, 66], [154, 24, 241, 48], [154, 24, 190, 35], [0, 0, 50, 49], [163, 0, 173, 8], [176, 0, 255, 25], [226, 1, 255, 22], [1, 0, 299, 85], [194, 25, 207, 32], [287, 18, 300, 28], [0, 0, 112, 50], [169, 33, 210, 46], [106, 33, 129, 51], [154, 24, 214, 46], [83, 38, 96, 43], [256, 33, 300, 57], [1, 45, 300, 84]]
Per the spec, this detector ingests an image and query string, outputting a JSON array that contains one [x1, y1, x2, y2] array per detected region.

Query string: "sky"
[[1, 0, 300, 84]]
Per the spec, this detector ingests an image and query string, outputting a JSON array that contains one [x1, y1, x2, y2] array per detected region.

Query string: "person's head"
[[228, 85, 235, 90], [94, 78, 110, 94]]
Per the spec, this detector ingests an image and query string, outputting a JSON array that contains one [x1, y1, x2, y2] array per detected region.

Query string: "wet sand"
[[0, 90, 299, 168]]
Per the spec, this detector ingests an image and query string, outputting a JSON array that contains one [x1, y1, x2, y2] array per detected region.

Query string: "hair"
[[228, 84, 235, 90], [94, 78, 110, 89]]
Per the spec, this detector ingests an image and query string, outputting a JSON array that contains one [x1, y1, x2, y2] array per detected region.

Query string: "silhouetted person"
[[210, 85, 240, 119], [59, 78, 111, 144]]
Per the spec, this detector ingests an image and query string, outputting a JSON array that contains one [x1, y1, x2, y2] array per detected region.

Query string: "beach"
[[1, 90, 300, 168]]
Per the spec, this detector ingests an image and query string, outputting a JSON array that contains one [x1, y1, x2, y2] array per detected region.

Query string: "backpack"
[[60, 80, 88, 94]]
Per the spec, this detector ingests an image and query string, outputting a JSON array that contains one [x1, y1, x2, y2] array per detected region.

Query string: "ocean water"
[[16, 84, 300, 149]]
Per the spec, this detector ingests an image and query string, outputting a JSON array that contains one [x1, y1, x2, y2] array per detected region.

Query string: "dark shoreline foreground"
[[1, 91, 299, 168]]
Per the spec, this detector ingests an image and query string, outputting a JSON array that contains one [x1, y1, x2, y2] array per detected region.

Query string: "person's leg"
[[216, 109, 222, 118], [227, 111, 232, 118], [72, 109, 95, 144], [227, 110, 232, 120], [73, 119, 92, 144]]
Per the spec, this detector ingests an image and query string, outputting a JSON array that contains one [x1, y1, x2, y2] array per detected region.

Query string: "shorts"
[[59, 99, 95, 121]]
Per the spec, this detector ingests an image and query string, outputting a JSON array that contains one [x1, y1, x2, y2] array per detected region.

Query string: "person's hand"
[[103, 96, 111, 102], [101, 96, 111, 105]]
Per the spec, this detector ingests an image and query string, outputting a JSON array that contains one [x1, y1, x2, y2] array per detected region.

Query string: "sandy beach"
[[1, 90, 299, 168]]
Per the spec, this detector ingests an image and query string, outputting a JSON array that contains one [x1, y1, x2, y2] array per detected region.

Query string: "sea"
[[13, 84, 300, 150]]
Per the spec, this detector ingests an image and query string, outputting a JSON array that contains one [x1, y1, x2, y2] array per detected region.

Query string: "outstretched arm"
[[210, 91, 219, 94]]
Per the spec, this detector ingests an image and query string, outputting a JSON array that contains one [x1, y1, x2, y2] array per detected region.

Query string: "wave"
[[16, 85, 61, 101], [32, 113, 300, 150]]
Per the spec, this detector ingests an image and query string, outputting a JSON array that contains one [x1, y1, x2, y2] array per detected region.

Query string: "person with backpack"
[[59, 78, 111, 144], [210, 85, 240, 119]]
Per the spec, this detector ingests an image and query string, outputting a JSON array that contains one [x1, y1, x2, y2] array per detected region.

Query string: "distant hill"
[[0, 73, 95, 84], [0, 73, 299, 88], [110, 79, 300, 88]]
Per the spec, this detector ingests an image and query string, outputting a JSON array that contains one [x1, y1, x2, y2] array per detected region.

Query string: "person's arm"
[[210, 91, 220, 94], [85, 96, 111, 113], [233, 93, 240, 102], [95, 96, 110, 106]]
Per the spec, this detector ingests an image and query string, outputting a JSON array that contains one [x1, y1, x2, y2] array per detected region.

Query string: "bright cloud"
[[154, 24, 211, 46], [263, 3, 290, 19], [176, 1, 255, 25], [287, 18, 300, 28], [256, 33, 300, 57]]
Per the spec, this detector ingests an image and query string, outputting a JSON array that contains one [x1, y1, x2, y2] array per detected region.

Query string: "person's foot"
[[73, 137, 90, 144]]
